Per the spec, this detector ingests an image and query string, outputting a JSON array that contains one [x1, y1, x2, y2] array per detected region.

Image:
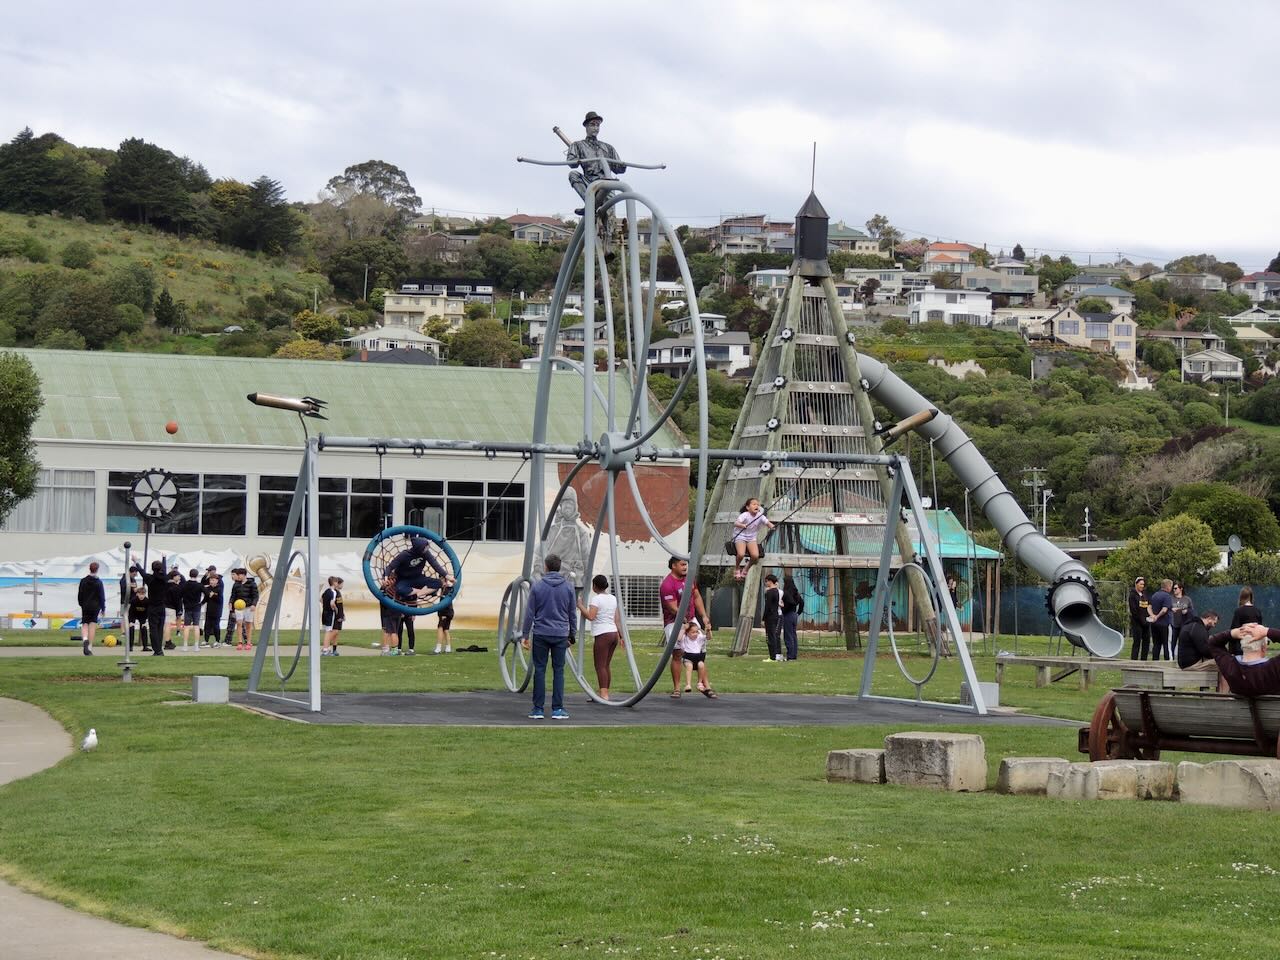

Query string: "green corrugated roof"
[[17, 349, 680, 449], [798, 509, 1001, 560]]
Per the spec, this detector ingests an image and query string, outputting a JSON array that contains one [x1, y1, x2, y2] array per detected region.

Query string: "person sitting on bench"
[[1176, 609, 1219, 671], [1208, 622, 1280, 697]]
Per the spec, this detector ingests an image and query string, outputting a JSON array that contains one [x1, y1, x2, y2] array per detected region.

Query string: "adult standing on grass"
[[76, 560, 105, 656], [1229, 586, 1263, 656], [1148, 578, 1173, 661], [145, 560, 168, 656], [520, 553, 577, 720], [660, 557, 711, 698], [1128, 577, 1151, 660], [578, 574, 622, 700], [780, 574, 802, 661], [1168, 582, 1194, 661], [762, 574, 783, 662]]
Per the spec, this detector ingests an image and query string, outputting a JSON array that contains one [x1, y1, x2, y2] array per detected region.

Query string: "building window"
[[406, 479, 525, 543], [1059, 320, 1080, 335], [107, 471, 246, 535], [1114, 341, 1132, 351], [946, 293, 959, 304], [2, 468, 95, 533], [927, 309, 944, 322], [318, 477, 392, 538], [1085, 323, 1111, 339], [1114, 324, 1133, 336]]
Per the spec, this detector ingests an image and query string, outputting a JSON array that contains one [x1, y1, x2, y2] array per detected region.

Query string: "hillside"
[[0, 211, 334, 354]]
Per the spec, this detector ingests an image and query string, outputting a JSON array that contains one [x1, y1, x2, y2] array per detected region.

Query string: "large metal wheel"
[[497, 577, 531, 693], [510, 181, 710, 708], [885, 562, 943, 690]]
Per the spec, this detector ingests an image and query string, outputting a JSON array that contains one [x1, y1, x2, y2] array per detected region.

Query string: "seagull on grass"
[[81, 728, 98, 752]]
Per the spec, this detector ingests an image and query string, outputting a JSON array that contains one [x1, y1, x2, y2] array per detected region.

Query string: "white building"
[[647, 331, 752, 378], [666, 313, 728, 336], [908, 286, 994, 326], [1183, 348, 1244, 384], [1230, 272, 1280, 304], [343, 326, 443, 357], [381, 289, 466, 332], [0, 350, 685, 629], [1068, 284, 1135, 316]]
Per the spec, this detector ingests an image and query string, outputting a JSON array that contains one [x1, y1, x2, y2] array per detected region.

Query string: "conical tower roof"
[[792, 191, 831, 278]]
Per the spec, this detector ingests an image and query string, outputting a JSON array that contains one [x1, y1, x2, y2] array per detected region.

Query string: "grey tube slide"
[[858, 354, 1124, 658]]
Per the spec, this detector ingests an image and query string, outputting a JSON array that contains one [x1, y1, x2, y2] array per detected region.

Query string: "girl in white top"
[[678, 619, 716, 698], [577, 574, 624, 700], [732, 497, 775, 581]]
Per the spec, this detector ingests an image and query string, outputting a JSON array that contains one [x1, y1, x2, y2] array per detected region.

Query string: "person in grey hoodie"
[[521, 553, 578, 720]]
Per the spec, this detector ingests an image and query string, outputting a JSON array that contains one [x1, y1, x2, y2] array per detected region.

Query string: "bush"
[[1180, 401, 1220, 430], [60, 240, 95, 269], [1093, 514, 1219, 586]]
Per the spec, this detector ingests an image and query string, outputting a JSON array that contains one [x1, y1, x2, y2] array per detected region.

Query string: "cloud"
[[1, 0, 1277, 268]]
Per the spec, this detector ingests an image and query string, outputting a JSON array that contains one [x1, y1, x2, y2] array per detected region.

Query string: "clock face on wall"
[[130, 469, 181, 520]]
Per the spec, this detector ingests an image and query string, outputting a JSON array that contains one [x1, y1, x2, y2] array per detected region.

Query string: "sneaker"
[[444, 647, 452, 653], [332, 648, 340, 656], [528, 709, 545, 720], [181, 644, 189, 652], [433, 647, 442, 655], [405, 649, 416, 656], [775, 654, 785, 662], [164, 641, 175, 650], [82, 646, 93, 656], [551, 708, 569, 720], [386, 649, 400, 656]]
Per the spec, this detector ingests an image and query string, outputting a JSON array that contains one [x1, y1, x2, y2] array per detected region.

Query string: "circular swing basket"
[[363, 525, 462, 618]]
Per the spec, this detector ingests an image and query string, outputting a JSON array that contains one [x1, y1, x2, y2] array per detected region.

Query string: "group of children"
[[122, 564, 259, 652]]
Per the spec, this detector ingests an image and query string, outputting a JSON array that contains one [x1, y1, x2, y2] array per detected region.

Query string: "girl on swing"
[[732, 498, 775, 581]]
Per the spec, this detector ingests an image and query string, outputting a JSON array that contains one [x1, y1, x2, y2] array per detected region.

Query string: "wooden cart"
[[1079, 688, 1280, 762]]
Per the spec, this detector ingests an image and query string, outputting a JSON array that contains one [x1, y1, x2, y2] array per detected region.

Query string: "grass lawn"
[[1, 632, 1277, 959]]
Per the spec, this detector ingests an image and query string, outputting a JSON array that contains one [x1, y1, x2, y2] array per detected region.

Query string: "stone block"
[[1177, 760, 1280, 811], [996, 757, 1070, 795], [826, 748, 885, 784], [960, 681, 1000, 709], [191, 674, 230, 704], [1047, 760, 1175, 801], [883, 732, 986, 792]]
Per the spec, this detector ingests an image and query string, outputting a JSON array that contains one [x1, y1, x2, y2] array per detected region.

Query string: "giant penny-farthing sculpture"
[[498, 153, 710, 708]]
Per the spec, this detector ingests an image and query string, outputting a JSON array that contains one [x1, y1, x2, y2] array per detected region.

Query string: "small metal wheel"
[[1088, 691, 1135, 760]]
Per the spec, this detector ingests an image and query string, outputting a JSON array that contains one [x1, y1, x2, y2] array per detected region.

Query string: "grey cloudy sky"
[[4, 0, 1277, 269]]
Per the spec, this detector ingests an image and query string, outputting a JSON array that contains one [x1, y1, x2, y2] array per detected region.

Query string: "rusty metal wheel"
[[1088, 691, 1132, 760]]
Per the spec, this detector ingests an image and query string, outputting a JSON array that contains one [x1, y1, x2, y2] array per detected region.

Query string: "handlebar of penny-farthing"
[[516, 156, 667, 170]]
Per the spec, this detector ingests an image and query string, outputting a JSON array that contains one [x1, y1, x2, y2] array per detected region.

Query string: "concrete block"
[[960, 681, 1000, 709], [1047, 760, 1175, 801], [191, 675, 230, 704], [996, 757, 1071, 795], [883, 732, 986, 792], [1177, 760, 1280, 811], [826, 748, 886, 784]]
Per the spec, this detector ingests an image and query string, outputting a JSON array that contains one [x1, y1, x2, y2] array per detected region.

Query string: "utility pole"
[[1041, 488, 1054, 536], [1082, 506, 1092, 543], [1021, 466, 1048, 515], [362, 263, 371, 303]]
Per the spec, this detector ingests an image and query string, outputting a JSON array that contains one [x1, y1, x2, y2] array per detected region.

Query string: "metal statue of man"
[[567, 111, 626, 216]]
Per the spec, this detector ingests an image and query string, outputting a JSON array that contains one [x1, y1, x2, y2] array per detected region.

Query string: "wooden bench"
[[1119, 665, 1219, 691], [995, 655, 1108, 691], [1078, 688, 1280, 761]]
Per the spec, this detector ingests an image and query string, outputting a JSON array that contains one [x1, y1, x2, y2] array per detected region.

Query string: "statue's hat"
[[583, 111, 604, 125]]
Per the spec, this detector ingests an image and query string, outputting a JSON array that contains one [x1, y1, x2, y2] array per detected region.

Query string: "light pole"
[[362, 263, 371, 303], [1041, 488, 1054, 536]]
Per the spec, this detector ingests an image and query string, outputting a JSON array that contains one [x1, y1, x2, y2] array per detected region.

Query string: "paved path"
[[0, 697, 246, 959], [0, 642, 390, 657]]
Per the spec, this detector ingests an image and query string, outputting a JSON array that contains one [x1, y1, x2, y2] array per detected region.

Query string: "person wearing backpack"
[[781, 574, 802, 661]]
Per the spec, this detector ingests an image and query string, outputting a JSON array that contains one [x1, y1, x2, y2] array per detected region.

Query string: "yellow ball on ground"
[[103, 635, 118, 647], [234, 599, 246, 610]]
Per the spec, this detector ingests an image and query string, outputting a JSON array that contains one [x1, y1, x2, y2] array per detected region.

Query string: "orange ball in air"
[[165, 421, 179, 435]]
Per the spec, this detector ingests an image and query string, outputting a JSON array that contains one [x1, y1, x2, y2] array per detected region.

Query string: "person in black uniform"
[[1128, 577, 1151, 661], [179, 569, 204, 650], [127, 584, 149, 653], [762, 574, 783, 662], [163, 570, 184, 650], [320, 576, 344, 656], [385, 536, 454, 606], [1228, 585, 1263, 656], [202, 572, 224, 648], [145, 560, 169, 655], [76, 561, 106, 656]]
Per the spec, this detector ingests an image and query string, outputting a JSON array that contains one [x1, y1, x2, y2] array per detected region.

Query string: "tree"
[[35, 277, 123, 348], [0, 128, 55, 213], [153, 287, 184, 331], [859, 278, 881, 304], [1210, 547, 1280, 587], [447, 318, 522, 367], [1142, 341, 1176, 372], [1268, 251, 1280, 274], [226, 176, 300, 253], [274, 338, 343, 360], [324, 160, 422, 230], [325, 237, 408, 300], [1012, 243, 1026, 262], [1240, 377, 1280, 425], [931, 271, 960, 290], [1093, 514, 1219, 586], [1075, 297, 1112, 315], [1161, 482, 1280, 551], [0, 351, 41, 525], [102, 137, 187, 226], [291, 309, 346, 343], [60, 240, 95, 269], [864, 214, 902, 249]]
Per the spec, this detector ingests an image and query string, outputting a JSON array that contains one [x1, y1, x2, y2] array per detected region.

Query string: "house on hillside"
[[667, 313, 728, 336], [342, 325, 443, 357], [828, 222, 888, 258], [922, 241, 979, 275], [843, 266, 931, 301], [556, 320, 611, 354], [1141, 270, 1227, 292], [398, 279, 495, 305], [504, 214, 573, 245], [1183, 348, 1244, 384], [1068, 284, 1135, 316], [908, 286, 993, 326], [1230, 272, 1280, 304], [382, 288, 467, 332], [1054, 270, 1128, 297], [1142, 328, 1225, 359], [1225, 305, 1280, 326], [1231, 325, 1279, 359], [1042, 309, 1136, 363], [647, 331, 752, 378], [960, 265, 1037, 301]]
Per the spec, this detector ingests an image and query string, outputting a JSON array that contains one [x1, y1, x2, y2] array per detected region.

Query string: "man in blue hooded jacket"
[[521, 553, 577, 720]]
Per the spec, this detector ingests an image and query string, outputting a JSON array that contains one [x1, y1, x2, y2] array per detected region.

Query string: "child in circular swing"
[[732, 498, 775, 580]]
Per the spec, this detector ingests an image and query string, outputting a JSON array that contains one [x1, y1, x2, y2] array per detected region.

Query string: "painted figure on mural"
[[534, 487, 594, 588]]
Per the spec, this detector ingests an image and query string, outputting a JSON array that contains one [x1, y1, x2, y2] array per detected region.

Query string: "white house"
[[960, 266, 1037, 300], [1225, 306, 1280, 326], [666, 313, 727, 336], [1045, 308, 1137, 364], [1143, 271, 1226, 292], [922, 242, 979, 275], [342, 326, 442, 357], [993, 306, 1058, 333], [745, 268, 791, 302], [556, 320, 611, 353], [647, 331, 752, 378], [908, 286, 993, 326], [1054, 270, 1128, 297], [1068, 284, 1135, 316], [1230, 272, 1280, 304], [842, 267, 931, 301], [382, 289, 467, 332], [1183, 348, 1244, 384], [638, 280, 688, 300]]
